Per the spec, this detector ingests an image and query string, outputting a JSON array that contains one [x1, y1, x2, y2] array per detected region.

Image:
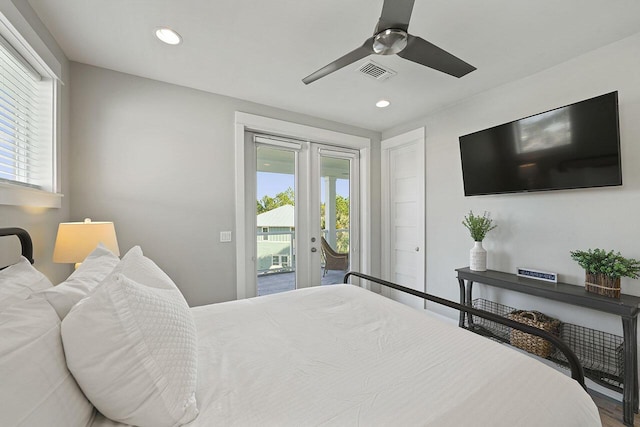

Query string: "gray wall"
[[0, 0, 70, 283], [383, 32, 640, 336], [69, 62, 380, 306]]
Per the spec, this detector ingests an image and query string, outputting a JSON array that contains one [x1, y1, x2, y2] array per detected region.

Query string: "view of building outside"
[[257, 173, 349, 274]]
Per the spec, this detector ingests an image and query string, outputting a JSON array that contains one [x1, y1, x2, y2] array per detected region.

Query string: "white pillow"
[[35, 243, 120, 319], [0, 298, 94, 427], [0, 256, 52, 311], [113, 245, 185, 294], [62, 273, 198, 427]]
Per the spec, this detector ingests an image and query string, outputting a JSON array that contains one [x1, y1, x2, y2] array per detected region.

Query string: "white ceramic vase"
[[470, 241, 487, 271]]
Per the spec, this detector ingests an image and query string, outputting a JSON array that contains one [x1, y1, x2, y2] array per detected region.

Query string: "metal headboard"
[[0, 227, 34, 265]]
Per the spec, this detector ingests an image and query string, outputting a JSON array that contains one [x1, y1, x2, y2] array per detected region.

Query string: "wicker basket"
[[585, 272, 621, 298], [508, 310, 561, 358]]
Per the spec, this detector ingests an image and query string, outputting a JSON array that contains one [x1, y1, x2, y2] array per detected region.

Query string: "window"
[[262, 227, 269, 241], [0, 35, 54, 192], [0, 6, 62, 208], [270, 255, 289, 267]]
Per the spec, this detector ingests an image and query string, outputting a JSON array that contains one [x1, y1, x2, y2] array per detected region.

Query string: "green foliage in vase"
[[462, 211, 497, 242], [570, 248, 640, 279]]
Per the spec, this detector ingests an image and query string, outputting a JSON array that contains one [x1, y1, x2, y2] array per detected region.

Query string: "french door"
[[249, 133, 359, 297]]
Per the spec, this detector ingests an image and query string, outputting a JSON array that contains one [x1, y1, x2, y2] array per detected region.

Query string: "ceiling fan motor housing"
[[373, 28, 408, 55]]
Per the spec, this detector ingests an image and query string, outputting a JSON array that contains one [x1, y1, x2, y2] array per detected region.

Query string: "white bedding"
[[92, 284, 601, 426]]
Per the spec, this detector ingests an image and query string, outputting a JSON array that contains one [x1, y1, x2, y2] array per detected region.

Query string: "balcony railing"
[[257, 231, 295, 275], [256, 229, 350, 275]]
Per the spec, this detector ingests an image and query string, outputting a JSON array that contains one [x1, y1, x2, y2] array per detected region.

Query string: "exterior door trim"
[[234, 112, 371, 299]]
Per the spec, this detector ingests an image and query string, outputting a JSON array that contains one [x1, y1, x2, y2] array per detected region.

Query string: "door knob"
[[415, 247, 420, 252], [311, 247, 317, 252]]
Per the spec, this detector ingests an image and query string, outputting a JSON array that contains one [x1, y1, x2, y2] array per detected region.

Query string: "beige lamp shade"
[[53, 218, 120, 264]]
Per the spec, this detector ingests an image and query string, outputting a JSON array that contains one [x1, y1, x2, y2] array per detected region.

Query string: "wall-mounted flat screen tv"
[[459, 91, 622, 196]]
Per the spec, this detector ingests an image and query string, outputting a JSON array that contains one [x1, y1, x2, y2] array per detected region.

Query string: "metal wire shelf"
[[466, 298, 624, 391]]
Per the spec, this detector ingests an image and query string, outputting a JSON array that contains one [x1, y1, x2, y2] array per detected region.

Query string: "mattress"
[[92, 284, 601, 426]]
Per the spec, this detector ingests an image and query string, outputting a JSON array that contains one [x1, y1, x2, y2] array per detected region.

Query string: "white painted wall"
[[383, 32, 640, 337], [0, 0, 70, 284], [69, 63, 381, 306]]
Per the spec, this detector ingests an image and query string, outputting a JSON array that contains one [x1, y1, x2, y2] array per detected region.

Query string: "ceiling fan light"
[[155, 27, 182, 45], [376, 100, 390, 108], [373, 29, 408, 55]]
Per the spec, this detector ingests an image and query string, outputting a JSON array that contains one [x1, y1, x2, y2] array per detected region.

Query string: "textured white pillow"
[[0, 256, 52, 311], [62, 273, 198, 427], [35, 243, 120, 319], [0, 298, 94, 427]]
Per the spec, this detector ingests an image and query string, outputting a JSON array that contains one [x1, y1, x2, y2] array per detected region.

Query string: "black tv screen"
[[459, 92, 622, 196]]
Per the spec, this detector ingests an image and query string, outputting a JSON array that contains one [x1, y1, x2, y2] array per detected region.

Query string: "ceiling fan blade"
[[375, 0, 415, 33], [302, 38, 375, 85], [397, 34, 476, 78]]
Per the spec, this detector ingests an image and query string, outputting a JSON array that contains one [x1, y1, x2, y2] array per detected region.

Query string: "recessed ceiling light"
[[155, 27, 182, 45], [376, 99, 390, 108]]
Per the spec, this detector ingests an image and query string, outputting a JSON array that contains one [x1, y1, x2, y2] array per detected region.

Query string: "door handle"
[[311, 247, 317, 252]]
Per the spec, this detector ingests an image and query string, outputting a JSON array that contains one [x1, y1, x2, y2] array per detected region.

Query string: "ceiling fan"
[[302, 0, 476, 85]]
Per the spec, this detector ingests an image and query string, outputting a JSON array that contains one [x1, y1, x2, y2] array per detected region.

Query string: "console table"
[[456, 267, 640, 426]]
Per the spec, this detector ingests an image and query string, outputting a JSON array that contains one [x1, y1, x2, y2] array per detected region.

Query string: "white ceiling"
[[27, 0, 640, 132]]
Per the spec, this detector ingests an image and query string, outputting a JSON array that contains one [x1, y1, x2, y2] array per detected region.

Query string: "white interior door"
[[381, 128, 426, 309]]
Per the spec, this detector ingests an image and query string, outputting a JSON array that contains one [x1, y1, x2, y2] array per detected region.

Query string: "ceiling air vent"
[[357, 60, 397, 81]]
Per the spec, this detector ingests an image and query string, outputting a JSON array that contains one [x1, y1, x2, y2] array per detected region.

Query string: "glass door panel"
[[251, 136, 358, 295], [256, 145, 296, 296], [319, 154, 352, 285]]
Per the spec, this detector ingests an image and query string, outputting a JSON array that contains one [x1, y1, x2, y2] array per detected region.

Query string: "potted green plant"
[[570, 248, 640, 298], [462, 211, 497, 271]]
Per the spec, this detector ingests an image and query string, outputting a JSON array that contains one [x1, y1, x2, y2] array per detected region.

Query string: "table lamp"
[[53, 218, 120, 268]]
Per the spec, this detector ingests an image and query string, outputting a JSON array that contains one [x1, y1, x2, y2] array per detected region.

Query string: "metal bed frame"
[[0, 227, 34, 267], [344, 271, 587, 389], [1, 227, 586, 389]]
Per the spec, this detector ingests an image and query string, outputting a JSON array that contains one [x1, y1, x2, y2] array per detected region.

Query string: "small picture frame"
[[516, 267, 558, 283]]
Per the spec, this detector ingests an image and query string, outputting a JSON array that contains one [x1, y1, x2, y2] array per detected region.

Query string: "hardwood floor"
[[591, 391, 640, 427]]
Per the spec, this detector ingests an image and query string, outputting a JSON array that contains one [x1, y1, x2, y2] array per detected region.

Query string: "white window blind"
[[0, 35, 49, 190]]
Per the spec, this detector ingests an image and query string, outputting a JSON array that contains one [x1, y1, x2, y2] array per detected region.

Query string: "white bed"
[[0, 228, 601, 427], [91, 284, 600, 427]]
